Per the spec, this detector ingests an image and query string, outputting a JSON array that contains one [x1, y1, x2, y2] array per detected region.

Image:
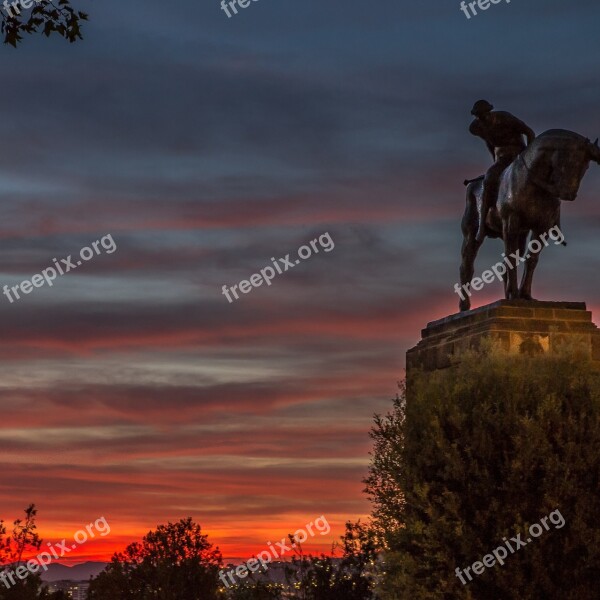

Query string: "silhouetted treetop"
[[1, 0, 88, 47]]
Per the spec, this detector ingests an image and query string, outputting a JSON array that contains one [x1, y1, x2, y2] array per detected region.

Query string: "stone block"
[[407, 300, 600, 373]]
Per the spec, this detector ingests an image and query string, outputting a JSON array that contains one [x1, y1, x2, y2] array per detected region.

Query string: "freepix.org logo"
[[459, 0, 513, 20], [222, 232, 334, 303], [2, 234, 117, 304], [218, 516, 331, 588], [0, 517, 111, 591], [2, 0, 43, 19], [220, 0, 260, 19], [455, 509, 565, 585], [453, 225, 565, 303]]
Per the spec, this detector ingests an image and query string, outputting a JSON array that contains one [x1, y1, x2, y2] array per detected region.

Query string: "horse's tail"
[[464, 175, 485, 186]]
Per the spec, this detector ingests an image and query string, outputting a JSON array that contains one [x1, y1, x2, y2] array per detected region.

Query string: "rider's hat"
[[471, 99, 494, 116]]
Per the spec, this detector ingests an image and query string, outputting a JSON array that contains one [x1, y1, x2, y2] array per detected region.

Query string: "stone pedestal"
[[407, 300, 600, 372]]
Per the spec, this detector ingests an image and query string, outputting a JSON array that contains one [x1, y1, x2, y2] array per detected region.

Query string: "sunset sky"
[[1, 0, 600, 564]]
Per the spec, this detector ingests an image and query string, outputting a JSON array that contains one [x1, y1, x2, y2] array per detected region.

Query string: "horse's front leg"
[[503, 216, 521, 300], [519, 231, 544, 300]]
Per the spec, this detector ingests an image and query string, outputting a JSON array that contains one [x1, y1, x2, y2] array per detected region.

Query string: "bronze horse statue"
[[460, 129, 600, 311]]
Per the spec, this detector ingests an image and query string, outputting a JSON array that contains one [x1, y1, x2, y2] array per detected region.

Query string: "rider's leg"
[[476, 161, 504, 243], [476, 155, 514, 242]]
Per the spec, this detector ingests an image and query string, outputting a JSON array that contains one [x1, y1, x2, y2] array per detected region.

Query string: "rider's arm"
[[523, 124, 535, 146], [513, 117, 535, 145]]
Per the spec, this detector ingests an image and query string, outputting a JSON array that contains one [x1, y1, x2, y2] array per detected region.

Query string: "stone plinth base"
[[407, 300, 600, 372]]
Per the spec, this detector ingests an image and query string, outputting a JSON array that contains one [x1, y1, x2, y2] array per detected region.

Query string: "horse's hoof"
[[519, 293, 534, 301], [459, 300, 471, 312]]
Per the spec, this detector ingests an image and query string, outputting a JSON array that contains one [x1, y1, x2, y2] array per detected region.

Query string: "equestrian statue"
[[459, 99, 600, 311]]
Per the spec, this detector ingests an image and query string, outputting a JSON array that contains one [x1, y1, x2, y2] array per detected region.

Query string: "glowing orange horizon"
[[21, 513, 358, 566]]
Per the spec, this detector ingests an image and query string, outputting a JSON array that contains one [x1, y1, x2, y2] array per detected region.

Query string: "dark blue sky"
[[1, 0, 599, 561]]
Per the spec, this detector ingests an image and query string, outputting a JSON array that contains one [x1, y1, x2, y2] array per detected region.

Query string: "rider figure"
[[469, 100, 535, 243]]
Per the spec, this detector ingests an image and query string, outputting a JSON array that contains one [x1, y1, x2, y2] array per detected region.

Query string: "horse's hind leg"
[[458, 183, 483, 311], [459, 234, 481, 311], [503, 216, 521, 300]]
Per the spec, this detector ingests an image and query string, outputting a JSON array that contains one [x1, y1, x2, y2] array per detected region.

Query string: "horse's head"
[[559, 137, 600, 199], [526, 130, 595, 201], [587, 137, 600, 165]]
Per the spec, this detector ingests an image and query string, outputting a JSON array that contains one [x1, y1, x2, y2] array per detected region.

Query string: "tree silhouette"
[[0, 505, 60, 600], [368, 346, 600, 599], [88, 517, 222, 600], [1, 0, 88, 47]]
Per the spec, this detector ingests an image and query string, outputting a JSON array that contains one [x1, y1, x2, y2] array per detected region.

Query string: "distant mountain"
[[40, 561, 108, 582]]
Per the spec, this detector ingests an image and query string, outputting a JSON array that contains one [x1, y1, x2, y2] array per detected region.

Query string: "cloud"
[[2, 0, 600, 561]]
